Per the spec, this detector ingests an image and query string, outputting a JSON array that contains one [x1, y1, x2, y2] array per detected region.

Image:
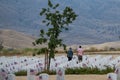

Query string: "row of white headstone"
[[1, 55, 120, 74], [27, 67, 65, 80], [0, 56, 45, 73], [0, 67, 65, 80]]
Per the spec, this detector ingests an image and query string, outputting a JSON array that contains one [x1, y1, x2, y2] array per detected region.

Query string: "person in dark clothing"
[[67, 47, 73, 61]]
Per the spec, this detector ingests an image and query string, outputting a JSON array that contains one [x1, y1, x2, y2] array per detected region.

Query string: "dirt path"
[[16, 75, 107, 80]]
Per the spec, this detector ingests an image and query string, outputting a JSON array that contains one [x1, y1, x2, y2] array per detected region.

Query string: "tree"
[[34, 0, 77, 71]]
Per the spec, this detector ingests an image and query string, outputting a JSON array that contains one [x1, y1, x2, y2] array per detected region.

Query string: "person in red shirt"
[[77, 45, 84, 62]]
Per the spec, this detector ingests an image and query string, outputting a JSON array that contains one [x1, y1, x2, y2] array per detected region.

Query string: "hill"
[[0, 29, 120, 50], [69, 41, 120, 51], [0, 29, 36, 49]]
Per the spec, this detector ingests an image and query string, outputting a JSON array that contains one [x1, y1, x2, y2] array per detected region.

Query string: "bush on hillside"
[[0, 40, 3, 51]]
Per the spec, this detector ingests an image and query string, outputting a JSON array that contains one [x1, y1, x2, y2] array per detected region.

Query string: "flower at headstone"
[[0, 68, 8, 80], [39, 63, 43, 66], [1, 69, 7, 77], [14, 62, 17, 65], [108, 76, 112, 80], [82, 63, 87, 68], [107, 73, 117, 80], [39, 76, 42, 80], [58, 69, 62, 76], [39, 73, 49, 80], [30, 69, 37, 75]]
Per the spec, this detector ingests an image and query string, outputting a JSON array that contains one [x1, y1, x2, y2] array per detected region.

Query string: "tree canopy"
[[34, 0, 77, 70]]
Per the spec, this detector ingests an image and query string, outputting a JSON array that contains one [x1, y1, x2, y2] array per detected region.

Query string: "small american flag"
[[82, 63, 87, 67], [39, 76, 42, 80], [115, 69, 118, 74], [30, 69, 37, 75], [14, 62, 18, 65], [0, 69, 7, 78], [39, 63, 42, 66], [58, 69, 62, 76], [107, 76, 112, 80]]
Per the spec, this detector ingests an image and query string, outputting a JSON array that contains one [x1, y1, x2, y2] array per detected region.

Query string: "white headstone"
[[38, 73, 49, 80], [107, 73, 117, 80], [56, 67, 65, 80], [0, 68, 8, 80], [27, 69, 37, 80], [115, 67, 120, 80], [7, 74, 16, 80]]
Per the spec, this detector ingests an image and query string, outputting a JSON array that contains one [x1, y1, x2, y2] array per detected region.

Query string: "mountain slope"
[[0, 0, 120, 45], [0, 29, 36, 48], [0, 29, 120, 49]]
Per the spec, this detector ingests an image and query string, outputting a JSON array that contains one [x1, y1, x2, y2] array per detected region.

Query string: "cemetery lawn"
[[15, 54, 118, 80], [16, 75, 107, 80]]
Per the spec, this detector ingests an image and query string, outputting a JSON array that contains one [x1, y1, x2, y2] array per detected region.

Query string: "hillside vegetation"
[[0, 0, 120, 45], [0, 29, 120, 56]]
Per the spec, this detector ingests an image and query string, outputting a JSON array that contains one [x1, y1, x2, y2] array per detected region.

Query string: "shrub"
[[109, 47, 116, 51], [0, 40, 3, 51], [14, 70, 27, 76], [85, 47, 98, 52], [65, 67, 114, 74], [32, 53, 36, 56], [14, 67, 114, 76]]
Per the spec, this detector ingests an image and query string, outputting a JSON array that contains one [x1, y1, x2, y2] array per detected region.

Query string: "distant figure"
[[67, 47, 73, 61], [77, 46, 84, 62]]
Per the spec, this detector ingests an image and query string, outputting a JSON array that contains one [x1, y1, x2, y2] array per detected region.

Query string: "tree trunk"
[[44, 51, 48, 71], [48, 54, 51, 71]]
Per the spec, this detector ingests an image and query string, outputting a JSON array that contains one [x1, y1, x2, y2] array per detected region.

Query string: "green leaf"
[[53, 4, 59, 9], [56, 11, 59, 13], [46, 22, 50, 26], [40, 29, 44, 34], [63, 44, 66, 50], [32, 42, 36, 46], [42, 20, 46, 23], [65, 27, 68, 30], [48, 0, 53, 8], [40, 8, 46, 16], [43, 38, 47, 43]]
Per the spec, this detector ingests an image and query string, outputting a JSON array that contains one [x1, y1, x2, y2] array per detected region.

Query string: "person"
[[77, 45, 84, 62], [67, 47, 73, 61]]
